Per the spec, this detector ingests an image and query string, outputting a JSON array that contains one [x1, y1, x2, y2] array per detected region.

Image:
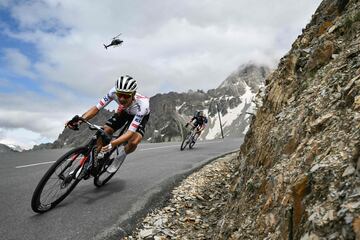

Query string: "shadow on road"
[[74, 179, 126, 205], [29, 178, 126, 217]]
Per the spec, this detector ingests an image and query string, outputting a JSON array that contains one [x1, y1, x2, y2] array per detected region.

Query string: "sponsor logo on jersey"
[[99, 100, 105, 106], [134, 103, 141, 112], [134, 115, 143, 123], [131, 123, 138, 128]]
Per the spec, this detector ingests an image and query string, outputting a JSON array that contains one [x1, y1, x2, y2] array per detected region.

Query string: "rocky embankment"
[[215, 0, 360, 239], [126, 152, 239, 239], [125, 0, 360, 239]]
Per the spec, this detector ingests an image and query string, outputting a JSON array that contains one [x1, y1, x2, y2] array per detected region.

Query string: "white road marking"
[[139, 140, 223, 151], [196, 140, 223, 145], [16, 161, 56, 169], [139, 145, 178, 151], [15, 140, 224, 168]]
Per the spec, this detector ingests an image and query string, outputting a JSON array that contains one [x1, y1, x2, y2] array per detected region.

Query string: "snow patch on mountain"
[[7, 144, 24, 152], [205, 83, 254, 140]]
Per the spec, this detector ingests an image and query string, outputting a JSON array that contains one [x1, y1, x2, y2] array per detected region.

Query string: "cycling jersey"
[[96, 87, 150, 132], [191, 116, 208, 127]]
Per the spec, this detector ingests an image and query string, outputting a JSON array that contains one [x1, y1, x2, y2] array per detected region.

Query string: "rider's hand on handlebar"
[[65, 115, 82, 130], [101, 142, 113, 153]]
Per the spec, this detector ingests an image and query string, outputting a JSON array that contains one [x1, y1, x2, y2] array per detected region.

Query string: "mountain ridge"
[[32, 63, 270, 150], [0, 143, 21, 153]]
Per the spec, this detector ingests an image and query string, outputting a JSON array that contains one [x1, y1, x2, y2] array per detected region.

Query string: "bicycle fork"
[[64, 149, 93, 180], [57, 153, 86, 188]]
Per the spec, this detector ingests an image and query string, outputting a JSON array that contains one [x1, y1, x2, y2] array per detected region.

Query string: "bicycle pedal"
[[82, 172, 91, 180]]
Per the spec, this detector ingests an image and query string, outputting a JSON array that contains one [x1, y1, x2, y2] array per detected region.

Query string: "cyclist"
[[185, 110, 208, 141], [66, 75, 150, 173]]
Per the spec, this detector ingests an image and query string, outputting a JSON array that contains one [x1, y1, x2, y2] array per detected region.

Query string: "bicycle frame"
[[79, 118, 130, 176], [58, 116, 114, 181]]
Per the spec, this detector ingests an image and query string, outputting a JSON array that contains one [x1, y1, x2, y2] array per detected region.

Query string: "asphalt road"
[[0, 138, 242, 240]]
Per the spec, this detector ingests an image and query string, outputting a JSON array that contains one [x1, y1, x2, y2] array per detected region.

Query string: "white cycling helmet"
[[115, 75, 138, 93]]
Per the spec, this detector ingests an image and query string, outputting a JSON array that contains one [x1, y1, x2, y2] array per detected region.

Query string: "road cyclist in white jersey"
[[66, 75, 150, 173]]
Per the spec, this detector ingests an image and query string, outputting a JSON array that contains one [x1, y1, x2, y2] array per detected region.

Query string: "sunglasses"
[[116, 92, 133, 99]]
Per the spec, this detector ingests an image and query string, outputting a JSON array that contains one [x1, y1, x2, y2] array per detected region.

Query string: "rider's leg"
[[102, 111, 131, 149], [107, 133, 142, 173], [192, 120, 198, 130], [107, 114, 149, 173], [194, 132, 199, 140], [124, 132, 142, 153], [193, 125, 203, 142]]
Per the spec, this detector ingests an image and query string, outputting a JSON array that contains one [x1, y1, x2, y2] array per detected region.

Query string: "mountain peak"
[[218, 63, 271, 92]]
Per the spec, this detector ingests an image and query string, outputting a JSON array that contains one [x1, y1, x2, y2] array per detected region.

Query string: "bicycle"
[[180, 124, 200, 151], [31, 116, 127, 213]]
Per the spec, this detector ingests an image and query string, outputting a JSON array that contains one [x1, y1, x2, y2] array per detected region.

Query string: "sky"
[[0, 0, 322, 149]]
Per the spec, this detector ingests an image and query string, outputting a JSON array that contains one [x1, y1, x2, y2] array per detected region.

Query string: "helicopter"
[[103, 33, 123, 49]]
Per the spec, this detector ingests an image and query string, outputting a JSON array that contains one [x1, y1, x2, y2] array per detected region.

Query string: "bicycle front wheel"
[[189, 139, 195, 149], [31, 147, 87, 213], [180, 132, 191, 151]]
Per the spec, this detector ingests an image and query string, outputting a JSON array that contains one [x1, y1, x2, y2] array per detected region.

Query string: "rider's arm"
[[110, 130, 135, 147], [66, 106, 99, 129], [68, 90, 113, 128], [82, 88, 114, 121], [82, 106, 99, 121], [96, 89, 114, 110], [186, 117, 195, 126], [200, 118, 208, 131]]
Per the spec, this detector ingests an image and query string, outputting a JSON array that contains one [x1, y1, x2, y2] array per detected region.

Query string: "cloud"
[[0, 90, 92, 140], [0, 128, 5, 139], [0, 107, 64, 135], [0, 0, 322, 148], [2, 0, 322, 94], [0, 128, 51, 150], [0, 0, 10, 8], [2, 48, 36, 78]]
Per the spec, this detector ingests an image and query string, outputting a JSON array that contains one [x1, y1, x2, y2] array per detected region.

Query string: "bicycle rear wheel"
[[180, 132, 191, 151], [31, 147, 87, 213], [93, 148, 118, 187]]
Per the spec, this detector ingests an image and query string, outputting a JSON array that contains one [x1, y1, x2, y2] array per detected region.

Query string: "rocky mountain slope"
[[34, 64, 269, 150], [0, 143, 18, 153], [216, 0, 360, 239], [126, 0, 360, 239], [147, 64, 269, 142]]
